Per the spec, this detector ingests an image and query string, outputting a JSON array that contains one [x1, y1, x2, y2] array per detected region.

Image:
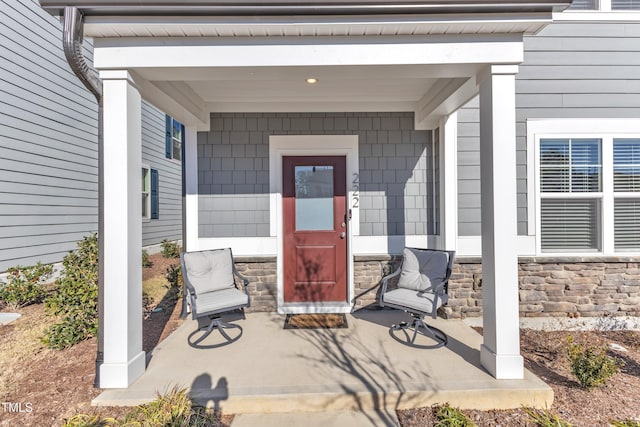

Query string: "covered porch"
[[39, 0, 571, 390], [94, 310, 552, 414]]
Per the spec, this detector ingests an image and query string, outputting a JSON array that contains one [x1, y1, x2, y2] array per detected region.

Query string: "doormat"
[[284, 314, 348, 330]]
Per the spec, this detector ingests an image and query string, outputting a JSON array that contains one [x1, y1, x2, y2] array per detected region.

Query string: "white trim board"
[[527, 118, 640, 257], [269, 135, 359, 314]]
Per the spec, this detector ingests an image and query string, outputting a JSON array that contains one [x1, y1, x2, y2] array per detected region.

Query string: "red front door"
[[283, 156, 348, 303]]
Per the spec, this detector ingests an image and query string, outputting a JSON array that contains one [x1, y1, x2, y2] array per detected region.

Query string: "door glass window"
[[295, 165, 334, 230]]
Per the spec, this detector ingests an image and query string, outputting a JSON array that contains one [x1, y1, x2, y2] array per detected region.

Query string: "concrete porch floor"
[[94, 309, 552, 415]]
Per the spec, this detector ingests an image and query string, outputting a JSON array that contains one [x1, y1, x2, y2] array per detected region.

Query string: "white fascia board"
[[93, 37, 524, 69], [124, 71, 209, 130], [553, 11, 640, 21]]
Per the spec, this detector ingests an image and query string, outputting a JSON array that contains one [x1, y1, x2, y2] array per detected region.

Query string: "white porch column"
[[478, 65, 524, 379], [439, 113, 458, 251], [184, 126, 199, 252], [98, 70, 145, 388]]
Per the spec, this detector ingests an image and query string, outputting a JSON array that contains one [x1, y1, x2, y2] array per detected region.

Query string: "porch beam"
[[477, 64, 524, 380], [93, 38, 524, 69], [98, 70, 146, 388], [414, 78, 467, 130], [127, 71, 209, 131], [415, 76, 479, 130]]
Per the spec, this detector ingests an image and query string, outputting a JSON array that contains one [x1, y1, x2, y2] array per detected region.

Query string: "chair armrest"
[[379, 266, 402, 307], [232, 265, 251, 308]]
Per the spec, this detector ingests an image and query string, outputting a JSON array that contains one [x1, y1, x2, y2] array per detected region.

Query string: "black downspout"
[[62, 6, 104, 388]]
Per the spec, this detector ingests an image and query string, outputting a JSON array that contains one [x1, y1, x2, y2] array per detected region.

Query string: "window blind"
[[614, 139, 640, 192], [569, 0, 599, 9], [615, 199, 640, 250], [612, 0, 640, 9], [541, 199, 600, 251], [540, 139, 601, 193]]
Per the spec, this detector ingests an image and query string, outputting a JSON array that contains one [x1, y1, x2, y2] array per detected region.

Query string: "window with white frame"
[[613, 139, 640, 250], [568, 0, 640, 10], [532, 121, 640, 254], [165, 115, 183, 161], [539, 138, 602, 252], [142, 166, 151, 220], [142, 165, 159, 220]]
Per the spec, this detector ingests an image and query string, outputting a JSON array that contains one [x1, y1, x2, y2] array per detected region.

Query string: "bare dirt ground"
[[1, 254, 639, 426]]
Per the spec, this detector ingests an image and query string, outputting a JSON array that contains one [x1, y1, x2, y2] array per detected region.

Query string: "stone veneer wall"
[[233, 256, 640, 317], [234, 257, 277, 312], [448, 257, 640, 319]]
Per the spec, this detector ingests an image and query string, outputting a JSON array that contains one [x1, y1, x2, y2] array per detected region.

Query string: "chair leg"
[[216, 319, 241, 342], [391, 313, 447, 348], [413, 317, 448, 347], [191, 315, 243, 347]]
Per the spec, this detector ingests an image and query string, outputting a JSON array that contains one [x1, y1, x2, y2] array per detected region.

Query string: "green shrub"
[[434, 403, 477, 427], [165, 264, 183, 291], [141, 249, 151, 268], [63, 413, 118, 427], [612, 421, 640, 427], [42, 234, 99, 350], [161, 239, 181, 259], [123, 386, 217, 427], [567, 335, 624, 389], [0, 262, 53, 308], [524, 407, 572, 427]]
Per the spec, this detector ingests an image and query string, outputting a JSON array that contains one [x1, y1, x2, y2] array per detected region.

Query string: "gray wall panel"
[[198, 112, 435, 238], [457, 21, 640, 237]]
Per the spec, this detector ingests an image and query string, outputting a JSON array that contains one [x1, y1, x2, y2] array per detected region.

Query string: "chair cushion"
[[183, 249, 235, 294], [397, 248, 449, 292], [194, 288, 249, 316], [383, 288, 448, 315]]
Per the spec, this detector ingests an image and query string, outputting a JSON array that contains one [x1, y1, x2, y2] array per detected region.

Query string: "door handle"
[[340, 232, 346, 239]]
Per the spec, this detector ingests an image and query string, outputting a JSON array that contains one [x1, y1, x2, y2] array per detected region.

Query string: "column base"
[[98, 351, 146, 388], [481, 344, 524, 379]]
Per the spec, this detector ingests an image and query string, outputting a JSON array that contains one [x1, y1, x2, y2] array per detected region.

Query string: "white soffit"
[[83, 14, 550, 38]]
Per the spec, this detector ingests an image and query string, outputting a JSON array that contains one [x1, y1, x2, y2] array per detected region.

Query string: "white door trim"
[[269, 135, 359, 314]]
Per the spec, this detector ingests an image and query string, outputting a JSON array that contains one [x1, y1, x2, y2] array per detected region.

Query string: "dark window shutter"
[[165, 115, 172, 159], [151, 169, 159, 219]]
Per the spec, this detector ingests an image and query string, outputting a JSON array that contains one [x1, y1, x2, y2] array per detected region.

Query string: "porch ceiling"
[[132, 64, 482, 117]]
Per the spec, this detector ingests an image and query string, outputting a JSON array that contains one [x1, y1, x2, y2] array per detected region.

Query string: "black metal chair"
[[379, 247, 455, 348], [181, 248, 250, 347]]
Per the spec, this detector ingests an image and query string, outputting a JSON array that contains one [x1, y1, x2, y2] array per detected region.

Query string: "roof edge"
[[39, 1, 572, 17]]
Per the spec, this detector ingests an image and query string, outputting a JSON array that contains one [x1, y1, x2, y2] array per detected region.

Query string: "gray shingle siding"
[[0, 0, 182, 271], [198, 112, 436, 238], [457, 20, 640, 237]]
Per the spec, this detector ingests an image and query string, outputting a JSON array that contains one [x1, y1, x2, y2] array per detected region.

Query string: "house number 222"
[[352, 173, 359, 208]]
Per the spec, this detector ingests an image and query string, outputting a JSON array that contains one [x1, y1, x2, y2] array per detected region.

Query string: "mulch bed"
[[398, 328, 640, 427]]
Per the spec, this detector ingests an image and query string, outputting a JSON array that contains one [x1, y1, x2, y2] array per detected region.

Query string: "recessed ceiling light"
[[306, 78, 318, 84]]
